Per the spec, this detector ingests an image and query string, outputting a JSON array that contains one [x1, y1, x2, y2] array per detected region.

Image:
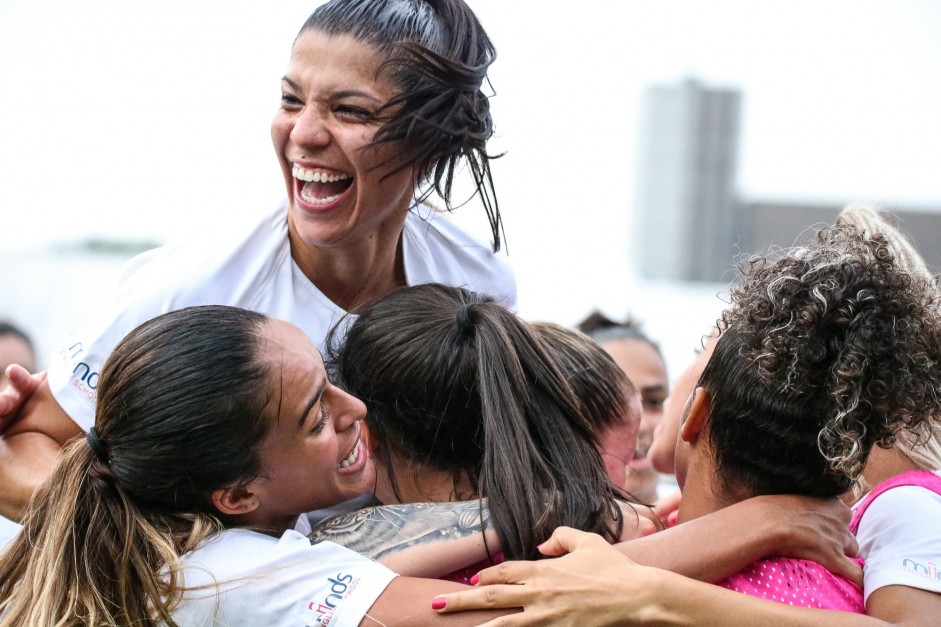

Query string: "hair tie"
[[86, 427, 110, 463], [456, 303, 476, 337]]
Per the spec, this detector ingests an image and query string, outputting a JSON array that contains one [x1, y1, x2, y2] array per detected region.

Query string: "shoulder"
[[402, 209, 517, 310], [174, 529, 397, 627], [46, 205, 295, 430]]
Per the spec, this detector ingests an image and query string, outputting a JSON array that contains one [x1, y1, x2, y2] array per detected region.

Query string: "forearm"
[[616, 501, 780, 581], [310, 500, 499, 578], [0, 431, 62, 520]]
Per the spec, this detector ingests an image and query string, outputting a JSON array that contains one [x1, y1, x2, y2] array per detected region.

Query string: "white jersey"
[[47, 203, 516, 431], [853, 470, 941, 602], [172, 529, 396, 626]]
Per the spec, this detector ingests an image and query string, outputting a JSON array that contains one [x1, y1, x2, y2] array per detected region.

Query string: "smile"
[[338, 437, 361, 468], [293, 164, 353, 206]]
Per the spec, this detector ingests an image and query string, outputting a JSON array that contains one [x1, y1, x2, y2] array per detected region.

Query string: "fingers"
[[433, 583, 529, 613], [827, 554, 864, 587], [536, 526, 599, 557], [0, 367, 44, 428]]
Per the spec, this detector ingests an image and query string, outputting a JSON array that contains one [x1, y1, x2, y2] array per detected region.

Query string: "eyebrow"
[[298, 378, 327, 430], [279, 77, 383, 104], [641, 384, 669, 396]]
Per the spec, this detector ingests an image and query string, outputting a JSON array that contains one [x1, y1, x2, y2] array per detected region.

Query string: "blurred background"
[[2, 0, 941, 381]]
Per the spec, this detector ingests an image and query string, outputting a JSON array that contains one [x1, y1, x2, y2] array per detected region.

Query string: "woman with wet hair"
[[529, 321, 644, 495], [577, 313, 669, 502], [0, 0, 515, 522], [435, 218, 941, 624], [0, 306, 509, 625]]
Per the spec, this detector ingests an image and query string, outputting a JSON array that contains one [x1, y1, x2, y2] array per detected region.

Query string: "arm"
[[310, 500, 501, 578], [435, 526, 885, 627], [0, 377, 80, 520], [867, 586, 941, 627], [364, 577, 511, 626], [618, 494, 861, 584]]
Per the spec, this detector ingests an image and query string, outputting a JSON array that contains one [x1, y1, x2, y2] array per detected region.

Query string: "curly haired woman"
[[436, 214, 941, 625]]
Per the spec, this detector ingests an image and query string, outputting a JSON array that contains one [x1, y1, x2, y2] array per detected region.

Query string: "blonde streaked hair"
[[836, 203, 941, 471]]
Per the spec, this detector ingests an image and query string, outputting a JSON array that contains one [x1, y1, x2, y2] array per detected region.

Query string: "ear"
[[679, 387, 711, 444], [211, 484, 260, 517]]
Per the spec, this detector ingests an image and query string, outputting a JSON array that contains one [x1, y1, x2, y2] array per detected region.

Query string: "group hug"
[[0, 0, 939, 625]]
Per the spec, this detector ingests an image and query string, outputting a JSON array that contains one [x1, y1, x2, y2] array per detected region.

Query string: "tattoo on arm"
[[308, 499, 492, 561]]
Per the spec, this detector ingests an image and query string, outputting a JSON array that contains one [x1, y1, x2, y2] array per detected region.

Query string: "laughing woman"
[[0, 0, 514, 521]]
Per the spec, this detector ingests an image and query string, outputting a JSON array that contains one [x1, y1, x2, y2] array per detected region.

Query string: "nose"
[[290, 108, 332, 151], [330, 385, 367, 433]]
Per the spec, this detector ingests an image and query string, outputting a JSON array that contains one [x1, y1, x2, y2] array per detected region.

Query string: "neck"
[[850, 446, 921, 504], [288, 216, 408, 312], [677, 449, 747, 524], [373, 453, 476, 505]]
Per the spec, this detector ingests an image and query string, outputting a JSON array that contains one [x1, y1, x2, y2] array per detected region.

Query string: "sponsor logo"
[[306, 572, 361, 626], [902, 558, 940, 582], [71, 361, 99, 401]]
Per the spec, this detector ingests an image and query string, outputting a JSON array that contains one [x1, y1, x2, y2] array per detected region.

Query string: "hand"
[[0, 366, 46, 432], [617, 501, 659, 541], [753, 494, 862, 585], [652, 489, 682, 527], [433, 526, 672, 626]]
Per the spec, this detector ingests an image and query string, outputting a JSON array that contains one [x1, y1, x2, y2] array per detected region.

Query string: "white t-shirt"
[[855, 470, 941, 602], [172, 529, 396, 626], [47, 203, 517, 431]]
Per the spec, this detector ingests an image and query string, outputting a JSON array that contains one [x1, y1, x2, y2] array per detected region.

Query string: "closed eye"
[[281, 93, 303, 108], [310, 405, 328, 434]]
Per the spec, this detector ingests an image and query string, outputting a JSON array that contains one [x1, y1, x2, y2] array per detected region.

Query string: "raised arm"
[[310, 500, 502, 578], [619, 494, 861, 583], [0, 376, 80, 520]]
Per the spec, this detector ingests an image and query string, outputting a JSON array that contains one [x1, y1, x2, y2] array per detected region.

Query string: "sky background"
[[2, 0, 941, 374]]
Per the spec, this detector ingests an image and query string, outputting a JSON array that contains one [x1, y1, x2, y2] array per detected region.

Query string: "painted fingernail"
[[469, 574, 480, 585], [431, 597, 447, 610]]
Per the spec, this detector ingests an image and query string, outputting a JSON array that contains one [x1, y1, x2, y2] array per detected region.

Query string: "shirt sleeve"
[[857, 485, 941, 601]]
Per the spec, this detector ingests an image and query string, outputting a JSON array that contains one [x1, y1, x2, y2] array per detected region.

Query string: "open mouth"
[[293, 164, 353, 205], [338, 437, 361, 469]]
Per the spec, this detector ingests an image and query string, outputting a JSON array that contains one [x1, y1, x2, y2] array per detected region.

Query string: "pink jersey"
[[718, 556, 865, 612]]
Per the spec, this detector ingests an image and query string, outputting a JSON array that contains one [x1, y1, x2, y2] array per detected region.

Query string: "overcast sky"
[[2, 0, 940, 350]]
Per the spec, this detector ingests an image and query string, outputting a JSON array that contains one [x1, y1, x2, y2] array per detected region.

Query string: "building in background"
[[634, 79, 941, 281], [634, 78, 742, 281]]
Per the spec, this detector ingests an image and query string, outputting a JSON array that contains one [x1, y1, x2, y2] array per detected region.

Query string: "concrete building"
[[634, 79, 941, 281], [634, 78, 742, 281]]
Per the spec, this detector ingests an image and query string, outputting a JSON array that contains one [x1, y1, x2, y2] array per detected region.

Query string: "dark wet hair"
[[0, 306, 272, 623], [301, 0, 504, 250], [331, 284, 624, 560], [701, 224, 941, 498]]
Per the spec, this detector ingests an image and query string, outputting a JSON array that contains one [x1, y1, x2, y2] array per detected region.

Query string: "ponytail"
[[334, 284, 625, 561], [0, 438, 221, 625], [463, 303, 623, 559]]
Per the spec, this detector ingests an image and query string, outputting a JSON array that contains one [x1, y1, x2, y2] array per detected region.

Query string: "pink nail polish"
[[431, 598, 447, 610], [469, 574, 480, 585]]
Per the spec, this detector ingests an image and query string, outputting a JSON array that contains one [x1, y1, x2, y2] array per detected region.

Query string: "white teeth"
[[339, 439, 360, 468], [292, 164, 352, 183], [300, 189, 343, 205]]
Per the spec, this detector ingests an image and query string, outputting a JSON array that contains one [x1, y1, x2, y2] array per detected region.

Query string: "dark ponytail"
[[0, 305, 272, 624], [333, 284, 623, 559]]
